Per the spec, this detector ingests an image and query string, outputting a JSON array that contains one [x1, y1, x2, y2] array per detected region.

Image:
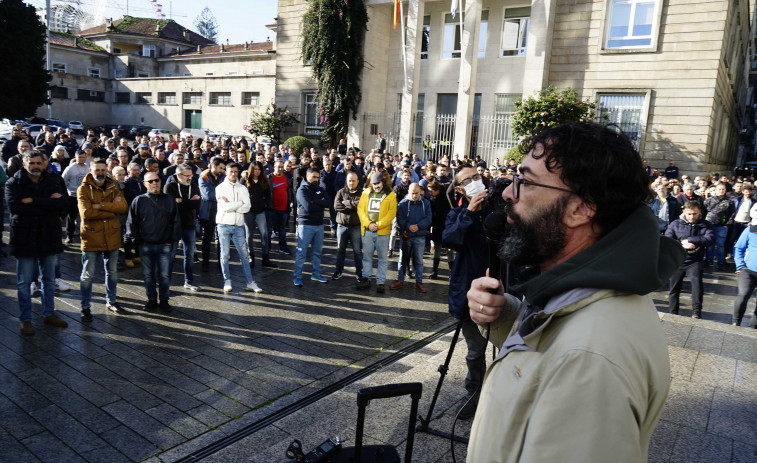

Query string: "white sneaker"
[[30, 281, 40, 296], [223, 280, 232, 293], [55, 278, 72, 292], [183, 282, 200, 291], [246, 281, 262, 293]]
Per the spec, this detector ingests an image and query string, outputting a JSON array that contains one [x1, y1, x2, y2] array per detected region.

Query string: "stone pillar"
[[398, 0, 425, 155], [453, 0, 482, 160], [521, 0, 557, 96]]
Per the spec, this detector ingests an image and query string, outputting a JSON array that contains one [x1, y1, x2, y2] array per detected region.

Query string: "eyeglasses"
[[459, 174, 482, 187], [144, 179, 160, 184], [511, 174, 573, 199]]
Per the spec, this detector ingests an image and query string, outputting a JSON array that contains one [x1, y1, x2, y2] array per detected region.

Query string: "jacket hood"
[[513, 205, 686, 308]]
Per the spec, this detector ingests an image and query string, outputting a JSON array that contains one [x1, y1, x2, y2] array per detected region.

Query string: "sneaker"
[[415, 282, 427, 293], [691, 309, 702, 319], [144, 300, 158, 312], [457, 392, 480, 420], [357, 278, 371, 290], [64, 237, 72, 245], [159, 300, 172, 314], [262, 258, 278, 268], [124, 259, 135, 268], [387, 250, 394, 258], [20, 321, 34, 336], [183, 282, 200, 291], [223, 280, 233, 293], [429, 272, 439, 280], [311, 276, 329, 283], [80, 309, 93, 323], [246, 281, 263, 293], [376, 283, 385, 293], [390, 280, 404, 290], [106, 302, 127, 314], [293, 277, 303, 287], [30, 282, 40, 297], [332, 272, 342, 280], [43, 313, 68, 328], [55, 278, 71, 292]]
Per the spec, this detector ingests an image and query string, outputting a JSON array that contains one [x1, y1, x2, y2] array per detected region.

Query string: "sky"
[[27, 0, 279, 45]]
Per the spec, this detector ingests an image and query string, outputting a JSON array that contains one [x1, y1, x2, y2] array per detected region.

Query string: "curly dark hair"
[[521, 122, 651, 235]]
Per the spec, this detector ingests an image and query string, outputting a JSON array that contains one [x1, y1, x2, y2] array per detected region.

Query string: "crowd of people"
[[0, 121, 514, 337], [646, 160, 757, 326]]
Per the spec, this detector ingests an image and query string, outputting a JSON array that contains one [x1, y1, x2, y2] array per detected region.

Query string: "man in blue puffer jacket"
[[732, 207, 757, 327], [664, 201, 714, 319], [390, 183, 431, 293]]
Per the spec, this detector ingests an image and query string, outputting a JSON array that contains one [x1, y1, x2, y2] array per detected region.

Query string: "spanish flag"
[[393, 0, 400, 30]]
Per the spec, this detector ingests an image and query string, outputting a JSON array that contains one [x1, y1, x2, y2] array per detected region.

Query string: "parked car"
[[148, 128, 170, 138], [179, 128, 214, 140], [46, 119, 68, 129], [129, 125, 153, 139], [68, 120, 84, 133]]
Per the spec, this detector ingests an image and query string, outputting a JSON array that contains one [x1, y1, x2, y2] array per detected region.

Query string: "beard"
[[498, 197, 569, 267]]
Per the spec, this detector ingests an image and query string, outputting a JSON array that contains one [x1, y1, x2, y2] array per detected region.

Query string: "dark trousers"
[[668, 261, 703, 313], [727, 222, 748, 258], [461, 316, 488, 394], [66, 196, 79, 239], [266, 209, 290, 252], [733, 268, 757, 326], [200, 218, 219, 263]]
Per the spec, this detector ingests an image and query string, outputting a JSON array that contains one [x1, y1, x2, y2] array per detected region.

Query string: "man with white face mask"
[[357, 171, 397, 292], [439, 165, 493, 419], [77, 158, 128, 322]]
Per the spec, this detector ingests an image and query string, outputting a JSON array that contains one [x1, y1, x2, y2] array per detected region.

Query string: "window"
[[142, 44, 156, 57], [113, 47, 122, 53], [183, 92, 203, 105], [494, 94, 520, 114], [597, 93, 645, 150], [479, 11, 488, 58], [501, 7, 530, 56], [421, 15, 430, 60], [414, 94, 425, 144], [52, 62, 66, 73], [77, 89, 105, 102], [606, 0, 657, 49], [304, 92, 326, 135], [50, 86, 68, 99], [136, 92, 152, 104], [206, 72, 214, 76], [115, 92, 130, 104], [158, 92, 176, 104], [210, 92, 232, 105], [88, 67, 101, 78], [442, 13, 461, 59], [137, 71, 149, 78], [242, 92, 260, 105]]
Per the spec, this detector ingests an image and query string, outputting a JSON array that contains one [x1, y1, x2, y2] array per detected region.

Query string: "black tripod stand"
[[415, 319, 469, 444]]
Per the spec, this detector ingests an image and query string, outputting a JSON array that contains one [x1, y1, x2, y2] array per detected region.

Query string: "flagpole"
[[400, 0, 408, 88]]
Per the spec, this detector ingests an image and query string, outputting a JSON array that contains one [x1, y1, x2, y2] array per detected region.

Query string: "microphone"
[[483, 211, 508, 289]]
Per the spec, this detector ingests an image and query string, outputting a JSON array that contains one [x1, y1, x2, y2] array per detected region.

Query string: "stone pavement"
[[204, 268, 757, 463], [1, 224, 756, 462], [0, 228, 452, 462]]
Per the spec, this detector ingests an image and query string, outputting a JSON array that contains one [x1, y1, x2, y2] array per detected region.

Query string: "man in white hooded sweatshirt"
[[215, 162, 262, 293]]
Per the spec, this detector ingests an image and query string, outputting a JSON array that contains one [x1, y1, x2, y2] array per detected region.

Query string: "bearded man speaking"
[[466, 122, 685, 462]]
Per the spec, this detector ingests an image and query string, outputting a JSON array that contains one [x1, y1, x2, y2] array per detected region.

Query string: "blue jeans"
[[335, 224, 363, 277], [244, 211, 270, 255], [80, 249, 119, 309], [217, 224, 253, 285], [32, 254, 62, 281], [17, 255, 57, 322], [266, 209, 290, 251], [171, 228, 196, 284], [362, 231, 390, 284], [398, 236, 425, 283], [139, 243, 172, 301], [294, 224, 324, 280], [707, 225, 728, 266]]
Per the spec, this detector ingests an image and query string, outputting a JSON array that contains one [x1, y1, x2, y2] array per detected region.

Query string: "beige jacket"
[[467, 289, 670, 463]]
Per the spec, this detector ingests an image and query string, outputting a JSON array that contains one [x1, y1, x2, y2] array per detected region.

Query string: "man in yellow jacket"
[[357, 171, 396, 293], [77, 158, 128, 322]]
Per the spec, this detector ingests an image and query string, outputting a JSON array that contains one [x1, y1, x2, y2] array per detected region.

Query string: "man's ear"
[[564, 197, 595, 229]]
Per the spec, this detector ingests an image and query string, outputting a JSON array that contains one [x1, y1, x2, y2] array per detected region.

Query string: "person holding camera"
[[465, 123, 684, 461], [441, 165, 492, 419]]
